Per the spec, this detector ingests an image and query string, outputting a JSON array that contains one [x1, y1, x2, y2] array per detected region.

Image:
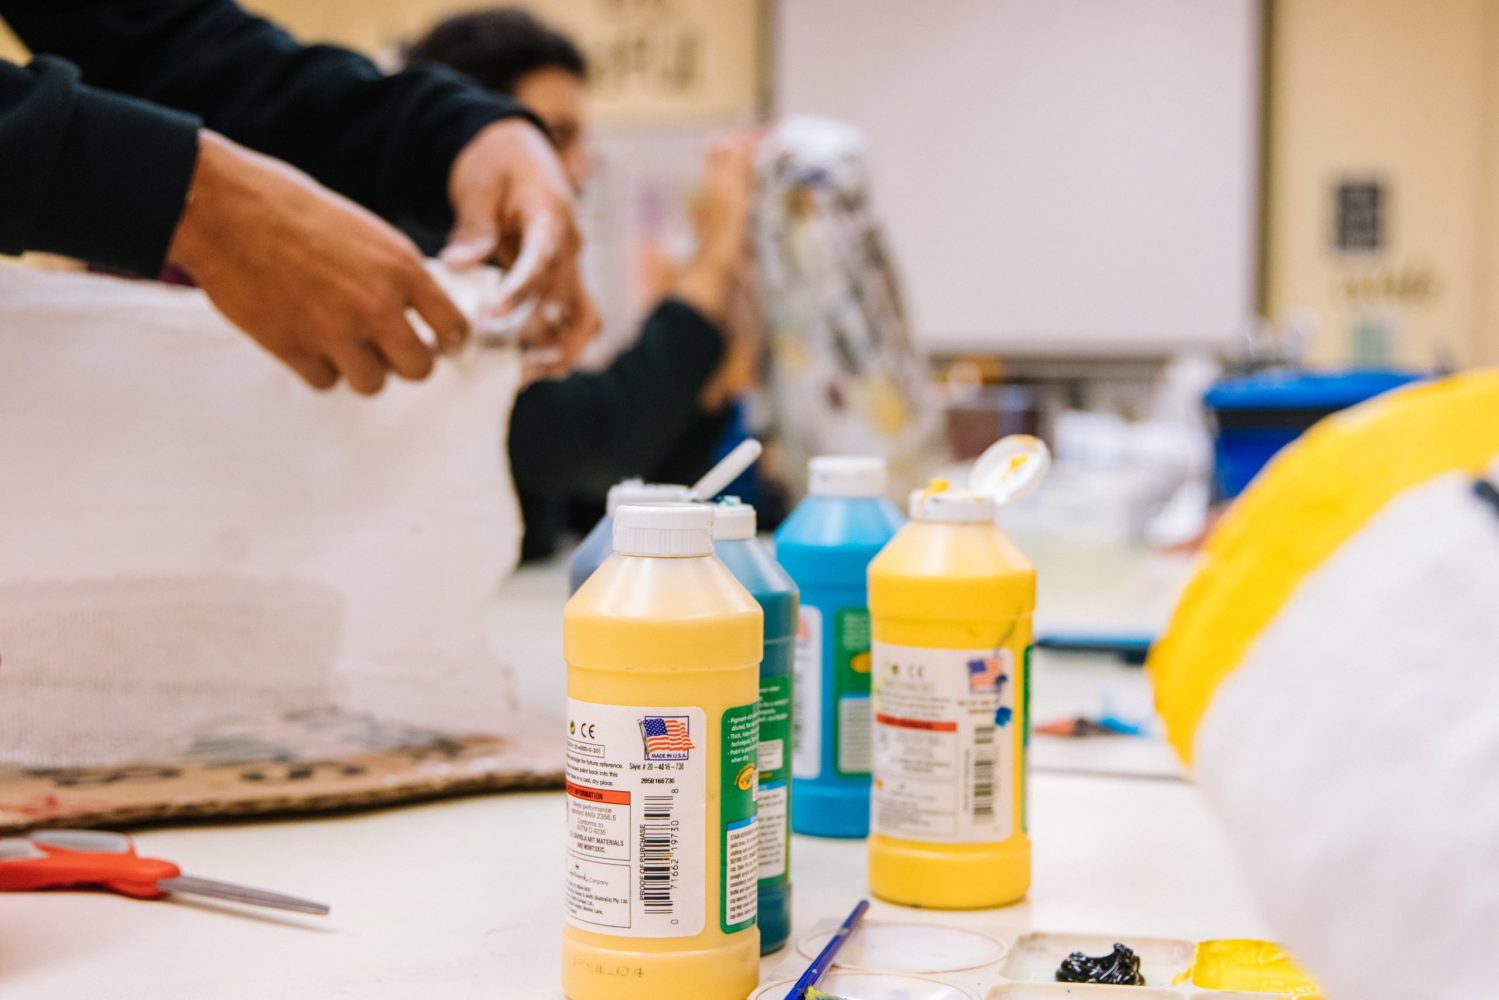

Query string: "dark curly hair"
[[405, 8, 588, 96]]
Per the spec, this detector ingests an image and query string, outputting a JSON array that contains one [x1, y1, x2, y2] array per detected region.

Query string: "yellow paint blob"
[[1174, 939, 1322, 997]]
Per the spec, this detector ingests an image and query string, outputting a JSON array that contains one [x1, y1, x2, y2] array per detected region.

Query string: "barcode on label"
[[972, 725, 997, 821], [838, 696, 872, 774], [640, 794, 677, 915]]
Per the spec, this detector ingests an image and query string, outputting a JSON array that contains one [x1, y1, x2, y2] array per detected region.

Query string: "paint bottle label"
[[870, 644, 1017, 843], [834, 608, 874, 775], [756, 674, 792, 881], [719, 703, 759, 934], [791, 606, 822, 779], [565, 701, 707, 937]]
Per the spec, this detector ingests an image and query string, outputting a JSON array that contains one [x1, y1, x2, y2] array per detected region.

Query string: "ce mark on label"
[[887, 662, 927, 679], [570, 720, 599, 740]]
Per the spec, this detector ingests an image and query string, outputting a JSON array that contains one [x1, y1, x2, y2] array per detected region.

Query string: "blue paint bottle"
[[712, 498, 797, 953], [774, 457, 904, 839]]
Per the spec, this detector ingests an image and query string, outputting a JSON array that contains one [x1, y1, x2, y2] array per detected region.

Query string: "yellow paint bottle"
[[867, 438, 1047, 909], [562, 503, 762, 1000]]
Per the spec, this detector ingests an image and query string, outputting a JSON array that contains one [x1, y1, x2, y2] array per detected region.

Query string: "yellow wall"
[[0, 21, 21, 62], [1265, 0, 1499, 367], [1479, 4, 1499, 366], [0, 2, 761, 122], [247, 0, 762, 122]]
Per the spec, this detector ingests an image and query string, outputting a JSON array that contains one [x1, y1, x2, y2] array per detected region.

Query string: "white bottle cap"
[[712, 497, 758, 540], [909, 435, 1052, 523], [605, 479, 692, 515], [970, 435, 1051, 505], [690, 439, 763, 500], [613, 503, 714, 557], [808, 456, 887, 498], [909, 486, 997, 523]]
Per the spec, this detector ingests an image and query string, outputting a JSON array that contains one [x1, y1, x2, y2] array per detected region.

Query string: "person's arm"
[[0, 1, 596, 391], [0, 54, 466, 393], [0, 56, 198, 274], [672, 132, 762, 413], [509, 131, 762, 497], [1, 0, 534, 237], [508, 300, 728, 498]]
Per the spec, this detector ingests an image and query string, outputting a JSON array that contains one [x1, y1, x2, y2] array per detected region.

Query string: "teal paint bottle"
[[712, 498, 797, 953]]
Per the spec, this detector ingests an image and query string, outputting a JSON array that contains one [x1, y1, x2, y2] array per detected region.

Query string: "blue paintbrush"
[[784, 898, 870, 1000]]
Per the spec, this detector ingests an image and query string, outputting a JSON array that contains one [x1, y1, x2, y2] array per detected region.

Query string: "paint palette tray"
[[1000, 932, 1195, 990], [757, 923, 1316, 999]]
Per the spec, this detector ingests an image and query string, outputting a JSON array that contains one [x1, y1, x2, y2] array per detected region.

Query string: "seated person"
[[406, 10, 760, 559]]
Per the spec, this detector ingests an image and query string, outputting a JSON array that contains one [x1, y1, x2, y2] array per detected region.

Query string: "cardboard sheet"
[[0, 708, 562, 832]]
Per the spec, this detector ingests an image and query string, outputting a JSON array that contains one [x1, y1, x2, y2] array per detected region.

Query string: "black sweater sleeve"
[[0, 56, 200, 274], [0, 0, 536, 272], [508, 299, 730, 499]]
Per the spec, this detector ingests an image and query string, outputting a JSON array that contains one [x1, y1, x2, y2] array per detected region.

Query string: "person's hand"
[[697, 254, 764, 413], [692, 131, 761, 269], [168, 132, 466, 394], [441, 119, 598, 378], [675, 131, 760, 323], [677, 130, 765, 412]]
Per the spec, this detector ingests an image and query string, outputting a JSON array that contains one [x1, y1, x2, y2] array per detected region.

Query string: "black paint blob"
[[1055, 942, 1147, 985]]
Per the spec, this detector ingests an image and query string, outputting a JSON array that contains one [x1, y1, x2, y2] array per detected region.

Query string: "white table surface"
[[0, 541, 1269, 999]]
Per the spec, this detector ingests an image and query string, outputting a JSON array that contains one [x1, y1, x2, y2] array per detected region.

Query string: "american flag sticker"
[[640, 716, 694, 759], [966, 654, 1010, 693]]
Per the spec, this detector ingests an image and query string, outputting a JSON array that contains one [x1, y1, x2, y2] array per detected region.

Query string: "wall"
[[259, 0, 762, 122], [776, 0, 1262, 358], [1265, 0, 1499, 367], [1480, 5, 1499, 366], [0, 21, 20, 62]]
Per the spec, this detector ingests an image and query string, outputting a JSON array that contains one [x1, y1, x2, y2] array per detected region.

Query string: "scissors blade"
[[28, 830, 132, 853], [160, 874, 329, 916]]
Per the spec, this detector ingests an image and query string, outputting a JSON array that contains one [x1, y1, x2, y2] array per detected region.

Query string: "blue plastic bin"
[[1206, 370, 1424, 500]]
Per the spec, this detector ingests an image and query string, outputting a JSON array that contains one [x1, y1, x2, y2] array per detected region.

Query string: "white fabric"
[[0, 265, 523, 766], [1195, 464, 1499, 1000]]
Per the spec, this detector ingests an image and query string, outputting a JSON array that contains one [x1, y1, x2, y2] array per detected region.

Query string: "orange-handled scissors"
[[0, 830, 328, 915]]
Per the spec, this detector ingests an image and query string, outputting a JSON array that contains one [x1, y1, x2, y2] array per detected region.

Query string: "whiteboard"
[[775, 0, 1261, 355]]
